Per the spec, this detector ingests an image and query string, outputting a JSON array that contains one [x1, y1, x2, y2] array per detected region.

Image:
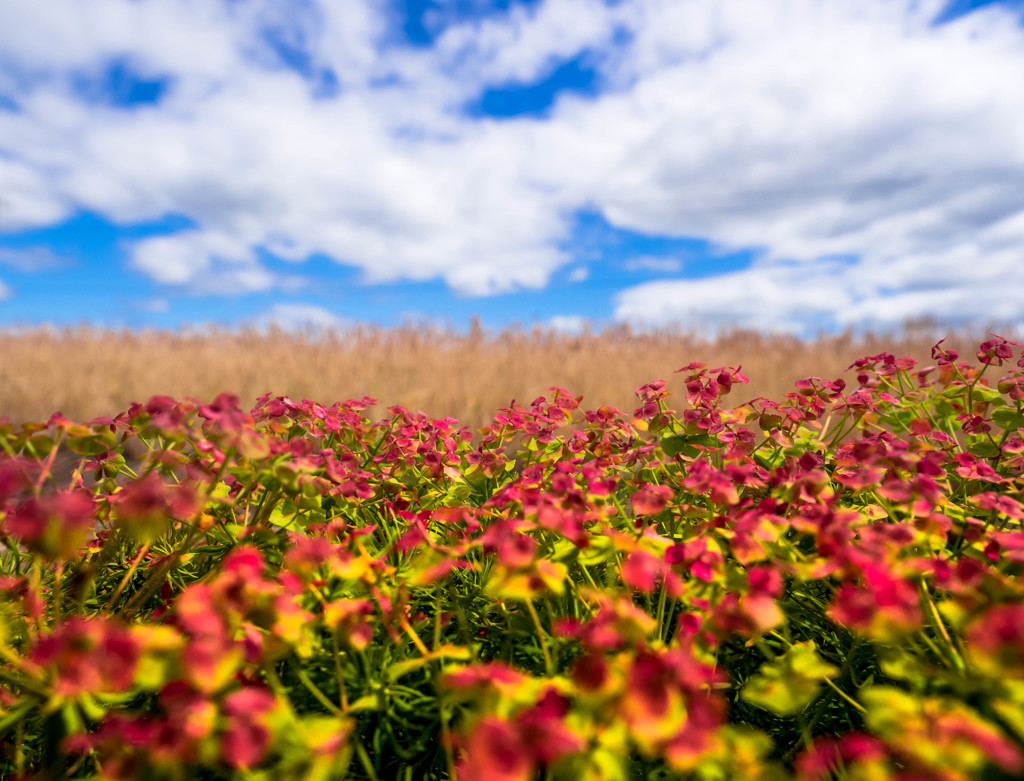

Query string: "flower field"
[[1, 336, 1023, 780]]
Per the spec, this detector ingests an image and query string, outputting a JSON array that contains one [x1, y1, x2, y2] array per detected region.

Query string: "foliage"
[[1, 335, 1023, 780]]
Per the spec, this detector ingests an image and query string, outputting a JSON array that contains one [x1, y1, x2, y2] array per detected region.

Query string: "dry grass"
[[0, 320, 1016, 428]]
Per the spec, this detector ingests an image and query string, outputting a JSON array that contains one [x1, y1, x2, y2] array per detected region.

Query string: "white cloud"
[[135, 298, 171, 314], [615, 243, 1024, 336], [545, 314, 589, 334], [0, 0, 1023, 330], [0, 157, 73, 231], [433, 0, 623, 86], [128, 227, 284, 296], [623, 255, 682, 273], [0, 278, 10, 300], [615, 260, 855, 335], [256, 303, 352, 333], [129, 229, 265, 292], [0, 246, 70, 272]]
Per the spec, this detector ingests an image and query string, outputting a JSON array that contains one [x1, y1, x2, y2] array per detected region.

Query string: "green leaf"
[[26, 435, 55, 456], [348, 695, 382, 713], [191, 545, 228, 555], [0, 697, 37, 735], [754, 449, 785, 469], [741, 640, 839, 716], [387, 645, 471, 682], [661, 435, 691, 457], [966, 436, 1001, 459], [992, 408, 1024, 433], [877, 646, 927, 687], [577, 534, 615, 567], [66, 435, 110, 456], [971, 384, 1003, 403], [550, 537, 579, 563], [860, 686, 919, 739], [661, 433, 718, 458]]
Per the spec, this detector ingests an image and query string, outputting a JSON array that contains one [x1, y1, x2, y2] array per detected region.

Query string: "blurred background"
[[0, 320, 1008, 427]]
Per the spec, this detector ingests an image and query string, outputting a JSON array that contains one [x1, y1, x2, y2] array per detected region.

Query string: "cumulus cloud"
[[0, 0, 1022, 327], [256, 302, 352, 333], [0, 246, 71, 272], [432, 0, 623, 86], [134, 298, 170, 314], [623, 256, 682, 273], [129, 229, 276, 294], [545, 314, 589, 334], [615, 259, 856, 335]]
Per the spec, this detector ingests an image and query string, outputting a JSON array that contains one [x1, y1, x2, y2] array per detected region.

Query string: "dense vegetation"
[[1, 335, 1023, 779]]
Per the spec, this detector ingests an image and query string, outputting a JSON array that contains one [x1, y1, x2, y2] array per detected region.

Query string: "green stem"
[[103, 542, 151, 612], [50, 561, 63, 626], [354, 737, 380, 781], [293, 662, 344, 716], [654, 576, 669, 643], [822, 677, 867, 714], [920, 584, 966, 673], [331, 629, 350, 713], [525, 599, 554, 675]]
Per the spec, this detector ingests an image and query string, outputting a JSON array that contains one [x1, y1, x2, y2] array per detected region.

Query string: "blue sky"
[[1, 0, 1023, 337]]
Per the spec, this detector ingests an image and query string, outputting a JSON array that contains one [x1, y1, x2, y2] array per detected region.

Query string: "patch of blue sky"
[[70, 58, 174, 109], [564, 209, 758, 281], [249, 246, 609, 332], [933, 0, 1024, 23], [280, 208, 765, 333], [258, 248, 362, 298], [245, 259, 572, 332], [0, 210, 195, 328], [396, 0, 440, 46], [463, 52, 602, 119], [0, 202, 773, 331], [257, 20, 340, 99], [395, 0, 544, 47], [326, 276, 605, 333], [0, 94, 20, 112]]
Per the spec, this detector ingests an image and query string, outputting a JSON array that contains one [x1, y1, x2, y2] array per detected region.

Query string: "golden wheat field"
[[0, 320, 1017, 428]]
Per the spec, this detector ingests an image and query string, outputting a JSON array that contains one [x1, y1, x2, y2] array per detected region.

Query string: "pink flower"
[[220, 685, 277, 770], [966, 603, 1024, 676], [4, 489, 97, 559], [631, 484, 672, 516], [621, 550, 663, 593], [456, 717, 534, 781]]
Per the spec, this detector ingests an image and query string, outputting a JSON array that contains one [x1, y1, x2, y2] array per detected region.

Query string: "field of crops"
[[0, 321, 993, 428], [1, 334, 1023, 779]]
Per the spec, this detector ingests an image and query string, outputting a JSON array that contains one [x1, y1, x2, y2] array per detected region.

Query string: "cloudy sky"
[[1, 0, 1022, 336]]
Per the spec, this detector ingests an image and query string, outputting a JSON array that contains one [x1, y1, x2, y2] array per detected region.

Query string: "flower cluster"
[[0, 336, 1023, 779]]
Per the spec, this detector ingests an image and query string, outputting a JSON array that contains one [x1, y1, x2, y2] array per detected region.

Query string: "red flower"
[[115, 473, 198, 540], [830, 564, 922, 638], [621, 550, 663, 593], [30, 617, 141, 696], [4, 489, 96, 559], [796, 733, 886, 780], [631, 484, 672, 516], [441, 662, 525, 695], [456, 717, 534, 781], [517, 688, 583, 764], [456, 689, 582, 781], [966, 603, 1024, 676], [197, 392, 253, 432], [0, 456, 34, 503], [220, 685, 277, 770]]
